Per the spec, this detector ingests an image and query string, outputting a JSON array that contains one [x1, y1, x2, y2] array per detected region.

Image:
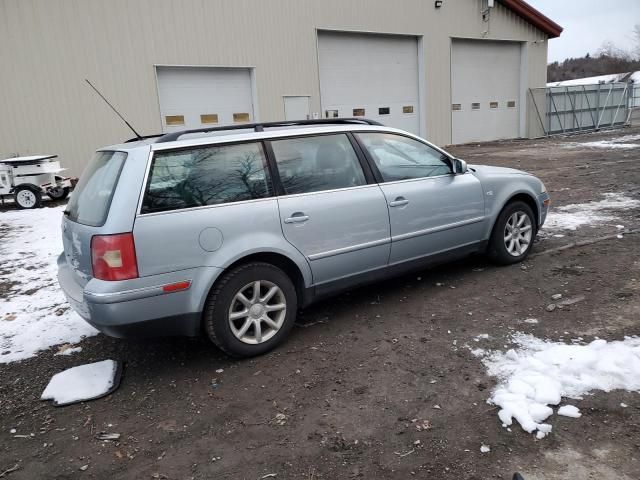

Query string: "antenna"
[[85, 79, 143, 140]]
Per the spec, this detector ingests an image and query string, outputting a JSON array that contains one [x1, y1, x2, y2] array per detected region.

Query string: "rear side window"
[[141, 142, 272, 214], [270, 134, 366, 195], [66, 151, 127, 226]]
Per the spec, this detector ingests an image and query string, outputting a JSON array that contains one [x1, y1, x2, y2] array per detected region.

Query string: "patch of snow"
[[41, 360, 118, 405], [474, 333, 490, 342], [620, 403, 628, 408], [547, 72, 628, 87], [565, 134, 640, 150], [557, 405, 581, 418], [478, 333, 640, 438], [0, 206, 97, 363], [524, 318, 539, 324], [543, 192, 640, 232], [480, 444, 491, 453]]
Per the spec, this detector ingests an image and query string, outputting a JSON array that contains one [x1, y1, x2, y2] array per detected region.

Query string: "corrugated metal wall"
[[0, 0, 548, 174]]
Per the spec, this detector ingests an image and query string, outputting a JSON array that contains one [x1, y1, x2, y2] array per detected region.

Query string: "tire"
[[487, 201, 537, 265], [14, 187, 42, 209], [203, 262, 298, 357], [48, 186, 70, 201]]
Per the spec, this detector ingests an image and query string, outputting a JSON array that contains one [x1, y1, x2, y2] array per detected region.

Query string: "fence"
[[530, 82, 633, 136]]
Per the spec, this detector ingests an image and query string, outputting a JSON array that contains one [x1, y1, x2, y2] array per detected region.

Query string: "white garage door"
[[318, 32, 420, 134], [451, 40, 521, 144], [156, 66, 254, 132]]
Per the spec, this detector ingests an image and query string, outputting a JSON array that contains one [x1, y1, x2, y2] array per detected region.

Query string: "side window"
[[141, 142, 272, 213], [270, 134, 366, 195], [357, 133, 452, 182]]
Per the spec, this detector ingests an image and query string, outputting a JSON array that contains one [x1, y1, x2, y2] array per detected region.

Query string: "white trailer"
[[0, 155, 73, 209]]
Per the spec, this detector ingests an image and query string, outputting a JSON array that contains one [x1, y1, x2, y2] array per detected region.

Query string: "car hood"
[[468, 164, 532, 177]]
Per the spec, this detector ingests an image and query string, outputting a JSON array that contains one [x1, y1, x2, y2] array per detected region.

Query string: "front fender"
[[472, 172, 544, 239]]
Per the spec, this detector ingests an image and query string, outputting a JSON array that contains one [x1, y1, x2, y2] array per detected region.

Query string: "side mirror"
[[453, 158, 467, 174]]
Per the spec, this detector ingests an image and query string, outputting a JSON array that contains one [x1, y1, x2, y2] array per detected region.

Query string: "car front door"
[[355, 132, 486, 265], [270, 133, 391, 287]]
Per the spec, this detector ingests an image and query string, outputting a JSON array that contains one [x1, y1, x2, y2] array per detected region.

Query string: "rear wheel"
[[48, 186, 70, 200], [487, 201, 536, 264], [14, 187, 41, 209], [204, 262, 298, 357]]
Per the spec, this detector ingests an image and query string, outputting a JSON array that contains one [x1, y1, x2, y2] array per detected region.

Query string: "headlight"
[[540, 181, 547, 194]]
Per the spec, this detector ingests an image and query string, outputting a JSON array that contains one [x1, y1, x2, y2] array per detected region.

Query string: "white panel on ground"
[[451, 39, 521, 144], [318, 32, 420, 134], [283, 96, 310, 120], [156, 66, 254, 132]]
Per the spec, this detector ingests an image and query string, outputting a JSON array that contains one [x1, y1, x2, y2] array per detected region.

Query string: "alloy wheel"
[[504, 211, 533, 257], [228, 280, 286, 344]]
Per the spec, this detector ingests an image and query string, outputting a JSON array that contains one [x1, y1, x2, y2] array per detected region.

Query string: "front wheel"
[[487, 201, 536, 265], [204, 262, 298, 357], [14, 187, 42, 209]]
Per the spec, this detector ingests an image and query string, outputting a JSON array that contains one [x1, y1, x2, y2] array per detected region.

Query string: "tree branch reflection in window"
[[142, 143, 272, 213]]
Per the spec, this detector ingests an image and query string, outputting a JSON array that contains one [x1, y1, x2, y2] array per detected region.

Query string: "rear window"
[[65, 151, 127, 226], [140, 142, 272, 214]]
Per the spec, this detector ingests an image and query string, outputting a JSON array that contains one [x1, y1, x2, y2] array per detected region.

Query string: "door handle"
[[284, 212, 310, 224], [389, 197, 409, 207]]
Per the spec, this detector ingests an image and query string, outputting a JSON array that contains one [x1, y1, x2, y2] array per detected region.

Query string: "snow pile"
[[480, 333, 640, 438], [543, 192, 640, 231], [0, 206, 97, 363], [577, 134, 640, 150], [41, 360, 119, 406]]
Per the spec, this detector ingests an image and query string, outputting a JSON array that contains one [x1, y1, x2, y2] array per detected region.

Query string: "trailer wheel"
[[48, 186, 70, 201], [14, 187, 42, 209]]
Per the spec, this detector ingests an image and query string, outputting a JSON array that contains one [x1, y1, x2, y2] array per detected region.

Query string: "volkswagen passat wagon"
[[58, 119, 550, 357]]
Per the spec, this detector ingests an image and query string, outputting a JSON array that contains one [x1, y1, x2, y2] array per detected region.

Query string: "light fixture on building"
[[434, 0, 443, 8]]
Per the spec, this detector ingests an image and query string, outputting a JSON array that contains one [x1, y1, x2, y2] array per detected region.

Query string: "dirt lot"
[[1, 128, 640, 480]]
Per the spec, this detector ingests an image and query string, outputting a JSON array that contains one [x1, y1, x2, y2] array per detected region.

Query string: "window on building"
[[403, 106, 414, 114], [471, 103, 480, 110], [490, 102, 499, 109], [270, 134, 366, 195], [233, 113, 250, 123], [357, 132, 451, 182], [378, 107, 390, 115], [165, 115, 185, 126], [200, 114, 219, 124], [353, 108, 365, 117], [141, 142, 272, 213], [452, 104, 462, 111], [507, 100, 516, 108]]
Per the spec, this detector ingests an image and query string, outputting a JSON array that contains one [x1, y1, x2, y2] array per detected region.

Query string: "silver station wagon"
[[58, 119, 550, 357]]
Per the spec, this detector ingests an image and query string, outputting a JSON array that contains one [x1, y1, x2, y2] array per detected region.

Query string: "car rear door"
[[355, 132, 486, 265], [270, 133, 391, 286]]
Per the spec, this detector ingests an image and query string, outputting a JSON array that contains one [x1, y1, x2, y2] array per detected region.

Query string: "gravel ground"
[[1, 128, 640, 480]]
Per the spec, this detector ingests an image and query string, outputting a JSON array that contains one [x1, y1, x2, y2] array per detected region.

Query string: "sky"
[[527, 0, 640, 63]]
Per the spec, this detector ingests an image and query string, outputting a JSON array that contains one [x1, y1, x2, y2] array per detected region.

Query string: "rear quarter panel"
[[133, 199, 313, 285]]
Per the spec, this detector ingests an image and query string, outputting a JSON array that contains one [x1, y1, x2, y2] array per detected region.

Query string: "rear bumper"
[[57, 254, 223, 337]]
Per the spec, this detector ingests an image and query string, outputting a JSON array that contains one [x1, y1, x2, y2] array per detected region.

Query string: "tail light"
[[91, 233, 139, 281]]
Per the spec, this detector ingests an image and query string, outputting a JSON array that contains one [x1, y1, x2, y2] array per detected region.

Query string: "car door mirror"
[[452, 158, 467, 174]]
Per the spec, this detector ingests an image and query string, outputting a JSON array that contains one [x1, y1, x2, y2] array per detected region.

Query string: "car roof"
[[99, 124, 410, 153]]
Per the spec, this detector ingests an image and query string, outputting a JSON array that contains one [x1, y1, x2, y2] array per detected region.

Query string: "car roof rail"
[[151, 118, 384, 144], [124, 133, 165, 143]]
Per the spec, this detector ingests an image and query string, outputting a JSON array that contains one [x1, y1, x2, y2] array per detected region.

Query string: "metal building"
[[0, 0, 561, 175]]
